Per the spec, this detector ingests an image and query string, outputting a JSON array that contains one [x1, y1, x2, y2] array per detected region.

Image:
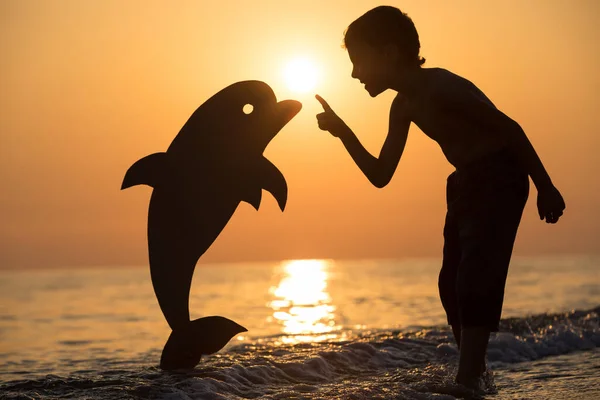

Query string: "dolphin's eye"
[[242, 104, 254, 115]]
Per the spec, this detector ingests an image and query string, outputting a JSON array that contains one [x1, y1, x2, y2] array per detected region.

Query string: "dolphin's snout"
[[277, 99, 302, 125]]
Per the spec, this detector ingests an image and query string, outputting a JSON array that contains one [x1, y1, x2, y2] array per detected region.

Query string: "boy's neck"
[[390, 66, 425, 98]]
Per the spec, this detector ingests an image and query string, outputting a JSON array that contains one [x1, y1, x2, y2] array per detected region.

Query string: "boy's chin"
[[365, 84, 386, 97]]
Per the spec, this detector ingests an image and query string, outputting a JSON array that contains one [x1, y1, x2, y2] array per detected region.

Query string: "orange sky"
[[1, 0, 599, 269]]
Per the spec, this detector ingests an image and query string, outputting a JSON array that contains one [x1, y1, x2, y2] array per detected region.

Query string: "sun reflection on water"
[[268, 259, 339, 344]]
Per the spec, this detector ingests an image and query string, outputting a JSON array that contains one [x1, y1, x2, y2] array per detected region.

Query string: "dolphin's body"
[[121, 81, 301, 370]]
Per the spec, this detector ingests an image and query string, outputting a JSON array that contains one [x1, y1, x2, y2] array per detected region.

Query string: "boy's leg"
[[454, 166, 529, 388], [438, 172, 462, 348], [452, 325, 462, 349], [441, 221, 490, 384], [439, 217, 462, 348], [454, 229, 518, 388], [456, 326, 490, 386]]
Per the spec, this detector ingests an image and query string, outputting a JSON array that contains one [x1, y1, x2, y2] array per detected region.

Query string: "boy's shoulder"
[[424, 67, 475, 94], [421, 67, 492, 106]]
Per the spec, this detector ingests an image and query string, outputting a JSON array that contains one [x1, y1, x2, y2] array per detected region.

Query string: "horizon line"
[[1, 252, 598, 272]]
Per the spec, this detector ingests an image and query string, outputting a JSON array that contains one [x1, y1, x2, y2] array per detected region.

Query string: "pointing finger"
[[315, 94, 333, 113]]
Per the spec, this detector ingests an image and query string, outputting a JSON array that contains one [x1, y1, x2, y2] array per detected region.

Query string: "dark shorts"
[[438, 148, 529, 331]]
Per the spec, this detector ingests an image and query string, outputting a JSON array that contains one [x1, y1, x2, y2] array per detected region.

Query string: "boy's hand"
[[537, 185, 565, 224], [316, 95, 350, 138]]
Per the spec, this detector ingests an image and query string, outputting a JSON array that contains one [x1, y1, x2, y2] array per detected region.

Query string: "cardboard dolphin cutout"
[[121, 81, 302, 370]]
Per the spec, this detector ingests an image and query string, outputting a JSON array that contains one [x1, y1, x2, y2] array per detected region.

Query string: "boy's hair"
[[343, 6, 425, 67]]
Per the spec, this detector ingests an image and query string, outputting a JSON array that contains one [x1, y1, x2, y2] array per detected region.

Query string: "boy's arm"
[[316, 94, 410, 188]]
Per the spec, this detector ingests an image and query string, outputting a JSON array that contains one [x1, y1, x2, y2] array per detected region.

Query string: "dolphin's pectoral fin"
[[241, 185, 262, 211], [121, 152, 169, 190], [258, 157, 288, 211]]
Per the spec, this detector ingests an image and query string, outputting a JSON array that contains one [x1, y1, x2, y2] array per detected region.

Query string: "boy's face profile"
[[347, 41, 393, 97]]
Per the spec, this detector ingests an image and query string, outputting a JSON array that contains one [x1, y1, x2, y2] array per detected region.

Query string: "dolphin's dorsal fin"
[[121, 152, 168, 190], [257, 156, 288, 211]]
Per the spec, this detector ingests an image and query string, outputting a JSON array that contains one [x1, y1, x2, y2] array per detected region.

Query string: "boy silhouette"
[[315, 6, 565, 391]]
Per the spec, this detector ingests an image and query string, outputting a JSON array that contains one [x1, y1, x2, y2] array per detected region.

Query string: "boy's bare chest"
[[403, 95, 505, 167], [406, 96, 469, 142]]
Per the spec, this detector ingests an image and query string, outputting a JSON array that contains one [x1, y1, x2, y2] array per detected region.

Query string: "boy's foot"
[[481, 367, 498, 394], [455, 368, 497, 396], [455, 375, 487, 399], [456, 374, 485, 392]]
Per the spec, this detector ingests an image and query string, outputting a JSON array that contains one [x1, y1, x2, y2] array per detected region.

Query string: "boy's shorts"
[[438, 148, 529, 331]]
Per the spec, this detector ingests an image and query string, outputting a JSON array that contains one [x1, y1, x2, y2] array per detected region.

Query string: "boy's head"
[[343, 6, 425, 97]]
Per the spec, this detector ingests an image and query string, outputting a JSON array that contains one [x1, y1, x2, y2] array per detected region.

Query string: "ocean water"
[[0, 255, 598, 399]]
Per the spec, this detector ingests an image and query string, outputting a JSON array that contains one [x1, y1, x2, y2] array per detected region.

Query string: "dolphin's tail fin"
[[159, 316, 247, 370], [121, 152, 168, 190]]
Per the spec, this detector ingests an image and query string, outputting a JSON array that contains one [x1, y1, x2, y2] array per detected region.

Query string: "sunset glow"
[[0, 1, 597, 269], [282, 57, 319, 93]]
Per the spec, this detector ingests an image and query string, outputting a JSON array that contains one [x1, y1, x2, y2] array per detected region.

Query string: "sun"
[[283, 57, 319, 94]]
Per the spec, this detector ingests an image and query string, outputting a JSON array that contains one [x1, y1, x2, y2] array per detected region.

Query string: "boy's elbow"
[[370, 173, 391, 189], [370, 162, 397, 188]]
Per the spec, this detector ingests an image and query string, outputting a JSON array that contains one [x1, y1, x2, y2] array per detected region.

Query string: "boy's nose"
[[351, 66, 360, 80]]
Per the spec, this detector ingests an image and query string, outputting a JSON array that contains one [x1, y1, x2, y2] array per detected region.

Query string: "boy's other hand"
[[316, 95, 350, 138], [537, 185, 565, 224]]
